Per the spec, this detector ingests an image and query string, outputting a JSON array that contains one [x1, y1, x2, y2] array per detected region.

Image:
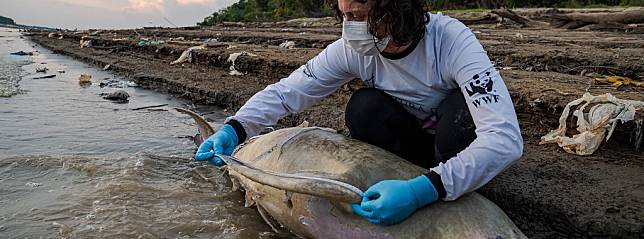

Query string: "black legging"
[[345, 88, 476, 169]]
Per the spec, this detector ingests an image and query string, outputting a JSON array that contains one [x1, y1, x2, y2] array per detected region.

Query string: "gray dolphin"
[[176, 107, 526, 239]]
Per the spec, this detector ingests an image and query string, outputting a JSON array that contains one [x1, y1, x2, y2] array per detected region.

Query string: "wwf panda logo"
[[465, 72, 494, 97]]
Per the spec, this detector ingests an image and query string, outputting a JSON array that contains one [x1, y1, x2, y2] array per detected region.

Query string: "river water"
[[0, 28, 276, 238]]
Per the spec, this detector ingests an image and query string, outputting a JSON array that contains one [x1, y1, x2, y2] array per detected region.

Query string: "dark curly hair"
[[327, 0, 429, 46]]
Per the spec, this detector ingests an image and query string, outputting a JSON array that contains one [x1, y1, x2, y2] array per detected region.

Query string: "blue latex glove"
[[194, 124, 239, 166], [352, 175, 438, 225]]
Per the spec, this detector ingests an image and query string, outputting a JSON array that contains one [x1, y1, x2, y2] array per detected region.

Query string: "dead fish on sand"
[[176, 108, 526, 239]]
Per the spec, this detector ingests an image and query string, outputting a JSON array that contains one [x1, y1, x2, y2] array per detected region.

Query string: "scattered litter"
[[226, 45, 237, 50], [46, 32, 64, 39], [33, 74, 56, 79], [99, 79, 138, 88], [137, 38, 164, 47], [25, 182, 41, 187], [170, 45, 205, 65], [593, 76, 643, 89], [101, 90, 130, 103], [103, 64, 111, 71], [203, 38, 220, 47], [36, 67, 48, 73], [79, 74, 92, 85], [227, 51, 257, 76], [80, 36, 92, 48], [279, 40, 296, 49], [57, 70, 65, 73], [10, 51, 33, 56], [132, 104, 168, 111], [515, 33, 524, 39], [540, 93, 644, 155], [169, 37, 185, 41], [88, 30, 101, 36]]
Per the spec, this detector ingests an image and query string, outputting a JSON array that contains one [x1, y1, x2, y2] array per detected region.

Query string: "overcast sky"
[[0, 0, 237, 29]]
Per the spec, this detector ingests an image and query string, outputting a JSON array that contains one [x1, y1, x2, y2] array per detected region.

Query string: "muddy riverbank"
[[24, 11, 644, 238]]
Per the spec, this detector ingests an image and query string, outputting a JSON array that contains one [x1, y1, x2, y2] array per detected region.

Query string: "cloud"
[[55, 0, 121, 10], [124, 0, 165, 13], [175, 0, 217, 5]]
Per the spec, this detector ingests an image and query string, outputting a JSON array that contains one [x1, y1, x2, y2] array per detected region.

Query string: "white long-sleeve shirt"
[[227, 13, 523, 200]]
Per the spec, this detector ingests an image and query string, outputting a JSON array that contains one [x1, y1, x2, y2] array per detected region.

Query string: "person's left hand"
[[351, 175, 438, 225]]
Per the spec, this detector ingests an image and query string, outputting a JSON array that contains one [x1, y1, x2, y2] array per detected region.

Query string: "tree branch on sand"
[[549, 8, 644, 30]]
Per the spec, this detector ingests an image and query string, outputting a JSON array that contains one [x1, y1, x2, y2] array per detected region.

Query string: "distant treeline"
[[431, 0, 643, 9], [199, 0, 332, 25], [0, 16, 16, 25], [198, 0, 644, 25]]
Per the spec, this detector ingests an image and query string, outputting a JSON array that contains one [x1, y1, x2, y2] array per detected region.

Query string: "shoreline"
[[25, 17, 644, 238]]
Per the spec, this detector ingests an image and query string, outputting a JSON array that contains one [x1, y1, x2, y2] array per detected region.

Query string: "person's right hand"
[[194, 124, 239, 166]]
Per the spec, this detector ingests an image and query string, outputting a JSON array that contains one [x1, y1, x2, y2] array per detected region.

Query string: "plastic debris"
[[103, 64, 111, 71], [33, 74, 56, 79], [594, 76, 643, 89], [137, 38, 164, 47], [170, 45, 205, 65], [79, 74, 92, 85], [25, 182, 41, 187], [203, 38, 220, 47], [540, 93, 644, 155], [46, 32, 64, 39], [10, 51, 33, 56], [227, 51, 257, 76], [36, 67, 48, 73], [57, 70, 65, 73], [101, 90, 130, 103], [80, 36, 92, 48], [99, 79, 138, 88], [279, 40, 296, 49]]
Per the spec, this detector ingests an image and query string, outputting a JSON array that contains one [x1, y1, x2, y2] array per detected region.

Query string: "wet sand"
[[20, 11, 644, 238]]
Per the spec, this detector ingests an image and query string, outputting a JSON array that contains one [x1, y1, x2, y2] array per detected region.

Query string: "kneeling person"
[[195, 0, 523, 225]]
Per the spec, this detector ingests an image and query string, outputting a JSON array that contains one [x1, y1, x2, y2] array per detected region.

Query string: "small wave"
[[0, 60, 24, 97], [0, 154, 274, 238]]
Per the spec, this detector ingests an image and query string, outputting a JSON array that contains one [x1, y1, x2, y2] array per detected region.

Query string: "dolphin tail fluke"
[[175, 108, 215, 145]]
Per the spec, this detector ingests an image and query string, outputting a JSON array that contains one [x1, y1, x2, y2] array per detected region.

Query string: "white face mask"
[[342, 21, 390, 56]]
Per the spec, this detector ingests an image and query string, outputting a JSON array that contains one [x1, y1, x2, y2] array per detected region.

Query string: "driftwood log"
[[492, 8, 533, 26], [550, 8, 644, 30], [459, 14, 502, 26]]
